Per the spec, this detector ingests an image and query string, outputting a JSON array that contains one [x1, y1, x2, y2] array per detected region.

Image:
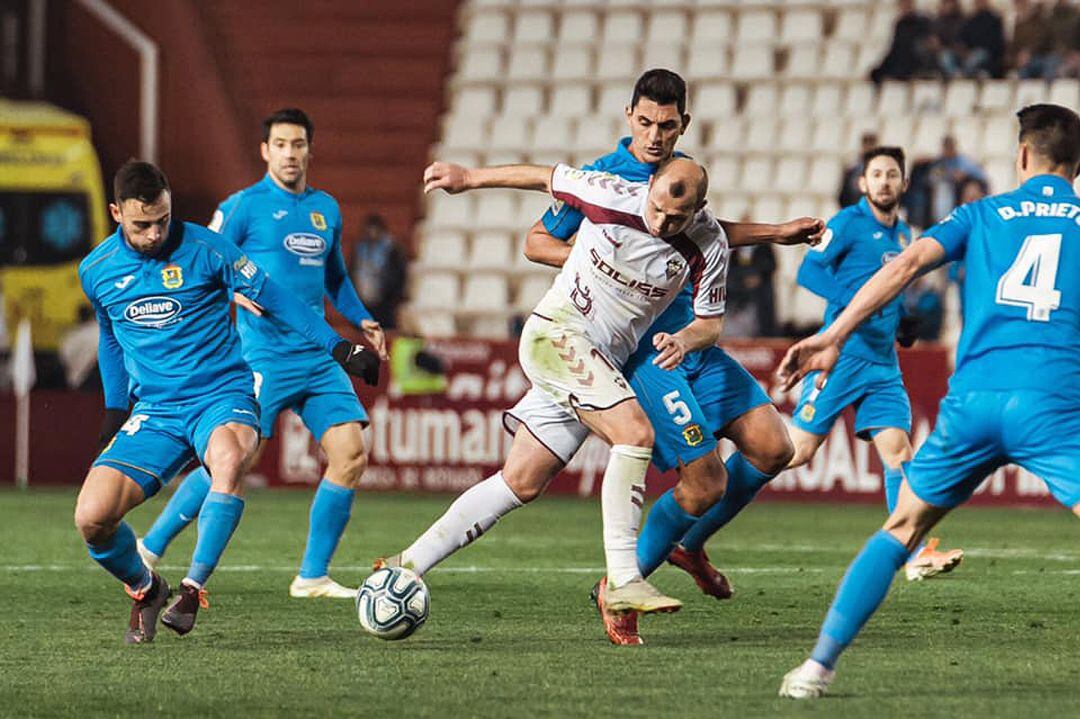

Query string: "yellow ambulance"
[[0, 100, 107, 351]]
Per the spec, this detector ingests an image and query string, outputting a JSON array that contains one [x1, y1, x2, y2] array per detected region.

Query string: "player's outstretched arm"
[[777, 237, 945, 390], [652, 316, 725, 371], [796, 257, 858, 307], [523, 220, 573, 269], [423, 162, 553, 195], [721, 217, 826, 247]]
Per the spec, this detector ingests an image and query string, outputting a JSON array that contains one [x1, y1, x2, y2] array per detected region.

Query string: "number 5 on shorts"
[[663, 390, 692, 426]]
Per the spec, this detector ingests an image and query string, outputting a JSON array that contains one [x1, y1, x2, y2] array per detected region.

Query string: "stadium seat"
[[788, 286, 828, 327], [646, 11, 688, 43], [944, 80, 977, 116], [1049, 79, 1079, 109], [739, 157, 773, 193], [877, 81, 910, 115], [485, 150, 527, 166], [596, 45, 639, 81], [774, 157, 808, 194], [469, 315, 511, 340], [641, 44, 684, 75], [411, 271, 459, 310], [820, 42, 856, 79], [949, 116, 984, 158], [428, 194, 472, 229], [855, 41, 888, 77], [736, 9, 777, 44], [549, 84, 592, 117], [517, 193, 551, 227], [879, 115, 913, 148], [979, 80, 1014, 112], [751, 195, 784, 224], [441, 115, 486, 151], [451, 87, 497, 118], [574, 115, 619, 152], [785, 196, 818, 221], [786, 44, 821, 79], [687, 46, 730, 80], [559, 10, 597, 43], [985, 157, 1015, 195], [602, 11, 644, 44], [808, 156, 842, 192], [689, 10, 732, 46], [731, 45, 774, 80], [598, 81, 632, 113], [910, 81, 944, 112], [707, 155, 739, 192], [461, 274, 510, 311], [744, 83, 778, 116], [810, 118, 845, 154], [468, 230, 514, 270], [779, 84, 812, 117], [530, 150, 570, 166], [745, 117, 777, 152], [516, 275, 553, 311], [507, 46, 548, 81], [489, 116, 530, 151], [982, 116, 1017, 159], [777, 116, 812, 154], [551, 46, 592, 81], [503, 86, 544, 116], [844, 82, 875, 117], [694, 81, 736, 119], [513, 10, 554, 43], [417, 231, 467, 269], [780, 9, 822, 43], [867, 5, 895, 42], [833, 8, 867, 41], [717, 195, 750, 222], [465, 11, 509, 44], [811, 83, 843, 118], [1015, 80, 1049, 108], [532, 115, 575, 151], [414, 311, 456, 338], [912, 115, 949, 158], [458, 46, 503, 82], [709, 118, 744, 152], [474, 192, 518, 230]]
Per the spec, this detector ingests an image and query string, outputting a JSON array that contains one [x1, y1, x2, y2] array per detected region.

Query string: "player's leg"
[[788, 355, 868, 469], [384, 424, 562, 575], [781, 391, 1005, 698], [871, 428, 912, 511]]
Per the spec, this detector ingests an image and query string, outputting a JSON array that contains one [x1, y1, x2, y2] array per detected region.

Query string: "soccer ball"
[[356, 567, 429, 640]]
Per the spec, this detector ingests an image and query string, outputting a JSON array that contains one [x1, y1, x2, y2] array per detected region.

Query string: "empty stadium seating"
[[415, 0, 1080, 338]]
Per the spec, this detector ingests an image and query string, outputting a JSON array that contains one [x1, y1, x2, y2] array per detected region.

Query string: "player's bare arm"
[[721, 217, 826, 247], [423, 162, 552, 195], [523, 220, 573, 268], [777, 237, 946, 391], [652, 315, 724, 371]]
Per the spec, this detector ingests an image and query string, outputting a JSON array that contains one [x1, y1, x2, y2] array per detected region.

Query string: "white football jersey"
[[532, 164, 728, 365]]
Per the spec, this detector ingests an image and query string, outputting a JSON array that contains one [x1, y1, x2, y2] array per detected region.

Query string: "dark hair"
[[1017, 104, 1080, 171], [862, 146, 906, 177], [631, 69, 687, 116], [263, 107, 314, 143], [113, 159, 170, 204]]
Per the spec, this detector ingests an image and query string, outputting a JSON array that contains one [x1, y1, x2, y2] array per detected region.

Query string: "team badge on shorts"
[[682, 423, 704, 447], [310, 211, 327, 230], [800, 404, 816, 422], [161, 264, 183, 289]]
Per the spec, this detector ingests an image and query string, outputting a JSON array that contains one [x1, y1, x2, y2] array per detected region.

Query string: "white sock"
[[601, 444, 652, 588], [401, 472, 523, 576]]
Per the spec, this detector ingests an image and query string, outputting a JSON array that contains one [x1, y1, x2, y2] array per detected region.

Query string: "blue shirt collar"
[[260, 172, 313, 199], [1022, 174, 1077, 198]]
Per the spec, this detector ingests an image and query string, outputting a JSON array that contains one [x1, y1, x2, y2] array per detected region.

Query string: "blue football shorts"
[[792, 352, 912, 440], [251, 354, 367, 440]]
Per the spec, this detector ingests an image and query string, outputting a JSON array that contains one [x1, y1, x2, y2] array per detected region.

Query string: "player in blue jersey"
[[77, 161, 380, 643], [777, 104, 1080, 699], [789, 145, 963, 581], [524, 69, 821, 644], [138, 109, 386, 599]]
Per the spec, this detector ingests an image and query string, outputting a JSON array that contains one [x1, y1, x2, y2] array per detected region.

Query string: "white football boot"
[[779, 659, 835, 699], [289, 575, 358, 599]]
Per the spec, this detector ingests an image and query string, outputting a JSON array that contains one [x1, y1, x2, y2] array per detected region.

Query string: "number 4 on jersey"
[[996, 233, 1062, 322]]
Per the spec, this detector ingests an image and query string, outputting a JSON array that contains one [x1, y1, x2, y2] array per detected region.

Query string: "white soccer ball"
[[356, 567, 429, 640]]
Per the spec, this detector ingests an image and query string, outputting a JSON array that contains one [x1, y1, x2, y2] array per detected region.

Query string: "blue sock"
[[87, 521, 151, 592], [679, 452, 773, 552], [299, 479, 356, 579], [187, 492, 245, 586], [810, 530, 909, 669], [637, 490, 699, 578], [142, 467, 212, 557], [883, 463, 905, 514]]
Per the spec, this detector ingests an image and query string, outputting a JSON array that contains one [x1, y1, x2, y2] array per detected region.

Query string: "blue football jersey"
[[541, 137, 696, 340], [211, 174, 370, 364], [926, 174, 1080, 394], [79, 222, 270, 406], [799, 197, 912, 365]]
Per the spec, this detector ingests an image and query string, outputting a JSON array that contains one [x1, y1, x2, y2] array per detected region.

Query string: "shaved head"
[[645, 159, 708, 236]]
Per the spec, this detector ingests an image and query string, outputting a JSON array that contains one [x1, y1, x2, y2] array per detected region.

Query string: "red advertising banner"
[[251, 337, 1060, 508]]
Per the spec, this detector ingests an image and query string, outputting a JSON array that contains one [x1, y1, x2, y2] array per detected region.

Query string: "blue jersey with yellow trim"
[[927, 174, 1080, 394], [211, 174, 371, 364], [79, 222, 267, 406], [541, 137, 695, 341], [798, 197, 912, 365]]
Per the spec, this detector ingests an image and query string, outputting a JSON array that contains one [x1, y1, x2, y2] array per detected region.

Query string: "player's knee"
[[675, 453, 727, 514], [614, 419, 654, 449], [74, 499, 116, 544], [747, 434, 795, 476], [502, 470, 544, 503], [879, 444, 914, 469], [332, 449, 368, 488]]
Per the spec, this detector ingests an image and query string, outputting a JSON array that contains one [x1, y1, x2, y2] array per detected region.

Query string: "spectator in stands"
[[838, 132, 880, 208], [904, 276, 945, 342], [1009, 0, 1058, 80], [930, 136, 988, 220], [870, 0, 935, 82], [350, 213, 408, 330], [1050, 0, 1080, 78], [945, 178, 988, 318], [928, 0, 967, 76], [954, 0, 1007, 78], [726, 242, 778, 338]]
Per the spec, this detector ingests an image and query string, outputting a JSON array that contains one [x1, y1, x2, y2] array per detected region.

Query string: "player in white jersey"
[[372, 157, 814, 615]]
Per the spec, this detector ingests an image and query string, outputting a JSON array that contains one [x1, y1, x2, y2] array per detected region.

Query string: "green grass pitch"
[[3, 489, 1079, 717]]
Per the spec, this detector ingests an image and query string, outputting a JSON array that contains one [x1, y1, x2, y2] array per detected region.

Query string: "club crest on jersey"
[[124, 296, 183, 327], [800, 404, 816, 422], [310, 211, 327, 230], [682, 424, 704, 447], [161, 264, 183, 289], [666, 258, 684, 279]]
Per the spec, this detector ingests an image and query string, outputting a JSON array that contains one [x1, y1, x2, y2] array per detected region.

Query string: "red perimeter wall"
[[0, 340, 1060, 508]]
